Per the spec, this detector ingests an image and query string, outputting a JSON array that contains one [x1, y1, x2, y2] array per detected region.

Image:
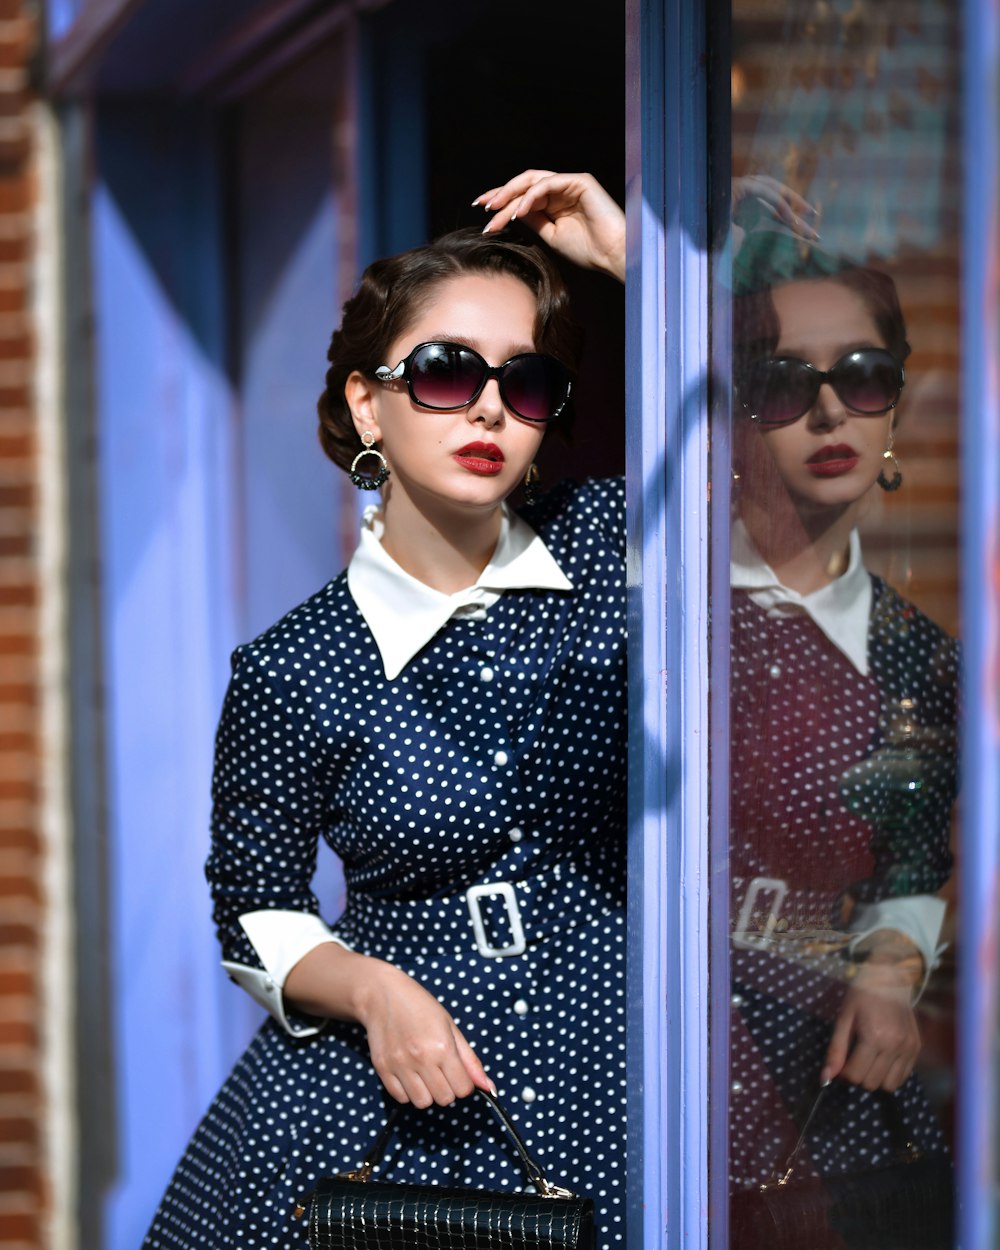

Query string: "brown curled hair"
[[317, 227, 582, 472], [732, 235, 911, 375]]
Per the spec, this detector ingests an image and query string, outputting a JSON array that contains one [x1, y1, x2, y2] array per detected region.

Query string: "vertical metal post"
[[625, 0, 712, 1246], [959, 1, 1000, 1246]]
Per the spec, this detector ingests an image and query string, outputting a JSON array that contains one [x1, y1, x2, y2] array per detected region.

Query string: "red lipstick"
[[454, 442, 505, 475], [806, 443, 859, 477]]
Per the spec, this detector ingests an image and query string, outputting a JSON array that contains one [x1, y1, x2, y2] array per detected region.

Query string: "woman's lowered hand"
[[285, 944, 492, 1106], [475, 170, 626, 283], [821, 933, 924, 1092]]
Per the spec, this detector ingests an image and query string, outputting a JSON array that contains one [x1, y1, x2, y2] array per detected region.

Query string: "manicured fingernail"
[[488, 1080, 498, 1095], [483, 199, 493, 211], [482, 221, 493, 234]]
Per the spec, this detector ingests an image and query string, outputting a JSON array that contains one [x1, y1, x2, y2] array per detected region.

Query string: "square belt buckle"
[[732, 875, 788, 951], [466, 882, 526, 959]]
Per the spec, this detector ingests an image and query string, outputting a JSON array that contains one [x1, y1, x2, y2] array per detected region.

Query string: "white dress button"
[[480, 666, 495, 682], [513, 999, 529, 1016], [731, 993, 743, 1008], [493, 750, 509, 767], [731, 1080, 744, 1095], [768, 663, 782, 679], [520, 1086, 537, 1104], [508, 826, 523, 843], [264, 978, 275, 992]]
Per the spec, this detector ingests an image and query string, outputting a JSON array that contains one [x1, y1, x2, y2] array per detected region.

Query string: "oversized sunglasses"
[[735, 348, 905, 428], [374, 341, 573, 424]]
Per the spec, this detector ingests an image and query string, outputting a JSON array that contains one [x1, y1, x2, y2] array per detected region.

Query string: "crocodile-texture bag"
[[730, 1085, 954, 1250], [294, 1089, 595, 1250]]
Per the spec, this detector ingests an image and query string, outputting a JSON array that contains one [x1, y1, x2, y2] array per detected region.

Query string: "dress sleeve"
[[206, 643, 348, 1037], [846, 894, 947, 1002]]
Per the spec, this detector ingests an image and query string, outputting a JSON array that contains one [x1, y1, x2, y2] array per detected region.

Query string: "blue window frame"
[[625, 1, 715, 1245], [959, 3, 1000, 1246]]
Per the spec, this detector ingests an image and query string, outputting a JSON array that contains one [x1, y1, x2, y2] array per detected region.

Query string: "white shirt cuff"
[[221, 910, 352, 1037], [847, 895, 947, 1002]]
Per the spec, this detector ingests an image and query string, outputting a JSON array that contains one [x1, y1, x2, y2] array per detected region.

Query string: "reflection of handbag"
[[295, 1089, 595, 1250], [730, 1084, 953, 1250]]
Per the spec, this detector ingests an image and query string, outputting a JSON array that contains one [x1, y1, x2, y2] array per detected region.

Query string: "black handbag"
[[730, 1085, 954, 1250], [294, 1088, 596, 1250]]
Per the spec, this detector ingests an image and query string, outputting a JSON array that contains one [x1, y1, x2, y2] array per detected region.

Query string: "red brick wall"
[[0, 2, 45, 1246]]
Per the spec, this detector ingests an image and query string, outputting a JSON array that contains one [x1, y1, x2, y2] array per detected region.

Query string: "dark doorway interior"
[[424, 1, 626, 484]]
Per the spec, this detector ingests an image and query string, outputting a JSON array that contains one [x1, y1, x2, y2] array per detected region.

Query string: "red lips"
[[806, 443, 860, 477], [454, 442, 505, 475]]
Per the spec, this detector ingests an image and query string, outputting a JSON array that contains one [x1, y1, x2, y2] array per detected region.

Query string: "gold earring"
[[877, 427, 902, 492], [350, 431, 390, 491], [523, 463, 541, 505]]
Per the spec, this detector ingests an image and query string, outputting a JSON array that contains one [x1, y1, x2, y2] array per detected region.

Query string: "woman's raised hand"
[[284, 944, 492, 1107], [731, 174, 819, 241], [474, 170, 626, 283]]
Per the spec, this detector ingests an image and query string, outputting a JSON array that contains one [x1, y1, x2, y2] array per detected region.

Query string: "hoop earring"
[[350, 431, 390, 491], [877, 428, 903, 492], [523, 463, 541, 505]]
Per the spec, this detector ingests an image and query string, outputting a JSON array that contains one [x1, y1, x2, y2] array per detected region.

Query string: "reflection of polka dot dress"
[[728, 581, 958, 1194], [142, 479, 627, 1250]]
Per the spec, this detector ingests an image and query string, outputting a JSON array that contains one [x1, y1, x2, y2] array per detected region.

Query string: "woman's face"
[[737, 279, 895, 516], [348, 272, 547, 520]]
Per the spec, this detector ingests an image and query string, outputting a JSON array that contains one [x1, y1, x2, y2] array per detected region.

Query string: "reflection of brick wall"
[[0, 3, 43, 1247], [733, 0, 962, 635]]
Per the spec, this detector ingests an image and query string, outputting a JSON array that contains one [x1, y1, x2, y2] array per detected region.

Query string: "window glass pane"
[[725, 5, 961, 1246]]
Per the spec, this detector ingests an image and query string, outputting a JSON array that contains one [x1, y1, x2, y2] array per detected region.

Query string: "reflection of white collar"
[[730, 520, 872, 676], [347, 505, 573, 680]]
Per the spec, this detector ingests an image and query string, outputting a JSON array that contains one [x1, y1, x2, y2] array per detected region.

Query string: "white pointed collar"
[[730, 519, 872, 676], [347, 505, 573, 680]]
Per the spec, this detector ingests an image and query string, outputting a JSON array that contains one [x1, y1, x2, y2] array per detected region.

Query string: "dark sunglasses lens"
[[741, 359, 816, 426], [409, 344, 484, 409], [835, 351, 901, 413], [501, 355, 571, 422]]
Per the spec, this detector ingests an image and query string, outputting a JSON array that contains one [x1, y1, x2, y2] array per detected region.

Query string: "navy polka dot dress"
[[727, 577, 958, 1198], [141, 478, 627, 1250]]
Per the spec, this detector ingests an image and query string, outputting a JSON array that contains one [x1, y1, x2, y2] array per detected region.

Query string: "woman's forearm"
[[283, 942, 394, 1023]]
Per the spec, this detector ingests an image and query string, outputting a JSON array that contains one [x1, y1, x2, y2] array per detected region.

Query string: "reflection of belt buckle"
[[732, 876, 788, 951], [466, 882, 526, 958]]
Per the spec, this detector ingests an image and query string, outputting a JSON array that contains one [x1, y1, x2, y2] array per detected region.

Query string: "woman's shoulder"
[[868, 575, 960, 700], [521, 475, 625, 541], [230, 571, 358, 678], [869, 575, 957, 649]]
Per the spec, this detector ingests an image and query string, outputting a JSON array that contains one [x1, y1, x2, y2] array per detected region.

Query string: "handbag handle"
[[340, 1088, 576, 1200], [768, 1080, 920, 1189]]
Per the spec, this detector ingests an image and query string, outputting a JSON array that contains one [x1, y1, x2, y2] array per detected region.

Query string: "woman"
[[143, 228, 627, 1248], [481, 172, 957, 1237]]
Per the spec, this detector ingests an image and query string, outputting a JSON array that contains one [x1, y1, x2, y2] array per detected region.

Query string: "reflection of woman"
[[726, 250, 957, 1202], [142, 229, 627, 1249]]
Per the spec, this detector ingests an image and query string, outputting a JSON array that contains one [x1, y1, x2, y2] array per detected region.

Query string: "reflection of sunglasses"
[[736, 348, 905, 427], [374, 342, 573, 424]]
